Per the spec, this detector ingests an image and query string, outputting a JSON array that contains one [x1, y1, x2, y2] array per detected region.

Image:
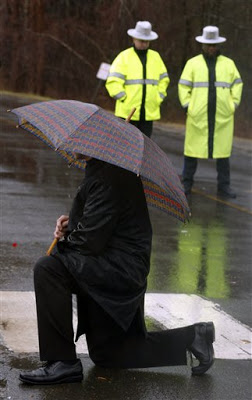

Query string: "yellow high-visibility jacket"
[[106, 47, 169, 121], [178, 54, 243, 158]]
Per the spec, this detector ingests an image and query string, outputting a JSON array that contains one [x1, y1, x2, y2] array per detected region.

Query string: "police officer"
[[178, 26, 243, 198], [106, 21, 169, 138]]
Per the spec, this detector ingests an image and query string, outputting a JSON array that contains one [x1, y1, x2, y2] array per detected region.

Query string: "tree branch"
[[25, 29, 94, 69]]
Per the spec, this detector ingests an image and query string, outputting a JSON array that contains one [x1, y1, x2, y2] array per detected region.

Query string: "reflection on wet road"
[[172, 219, 230, 298], [148, 185, 252, 326]]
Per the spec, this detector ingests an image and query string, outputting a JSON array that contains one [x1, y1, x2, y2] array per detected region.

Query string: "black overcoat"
[[53, 159, 152, 333]]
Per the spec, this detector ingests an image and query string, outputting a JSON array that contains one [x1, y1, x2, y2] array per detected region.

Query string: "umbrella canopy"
[[11, 100, 190, 222]]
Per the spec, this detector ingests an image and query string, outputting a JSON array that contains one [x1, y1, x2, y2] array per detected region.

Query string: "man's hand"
[[54, 215, 69, 239]]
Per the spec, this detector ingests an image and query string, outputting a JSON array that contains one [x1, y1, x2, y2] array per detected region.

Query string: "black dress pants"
[[183, 155, 231, 190], [130, 120, 153, 138], [34, 255, 194, 368]]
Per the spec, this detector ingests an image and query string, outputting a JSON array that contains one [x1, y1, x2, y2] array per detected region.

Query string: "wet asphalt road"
[[0, 93, 251, 400]]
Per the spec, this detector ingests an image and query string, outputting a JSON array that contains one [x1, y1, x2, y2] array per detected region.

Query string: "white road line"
[[145, 293, 251, 360], [0, 291, 251, 359]]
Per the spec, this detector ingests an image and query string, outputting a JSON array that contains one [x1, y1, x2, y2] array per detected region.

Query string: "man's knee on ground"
[[89, 349, 111, 368], [88, 343, 121, 368]]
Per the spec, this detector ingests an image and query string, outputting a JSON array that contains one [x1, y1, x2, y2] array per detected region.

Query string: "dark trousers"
[[130, 120, 153, 138], [182, 156, 231, 190], [34, 256, 194, 368]]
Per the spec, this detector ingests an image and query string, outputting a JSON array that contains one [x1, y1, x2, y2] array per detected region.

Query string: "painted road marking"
[[0, 291, 251, 359], [192, 188, 252, 216]]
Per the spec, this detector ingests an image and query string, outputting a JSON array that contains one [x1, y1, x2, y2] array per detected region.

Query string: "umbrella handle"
[[46, 107, 136, 257], [125, 108, 136, 122], [46, 238, 58, 256]]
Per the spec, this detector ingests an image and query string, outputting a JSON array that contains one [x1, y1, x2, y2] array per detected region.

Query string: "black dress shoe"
[[19, 360, 83, 385], [188, 322, 215, 376], [217, 186, 236, 199]]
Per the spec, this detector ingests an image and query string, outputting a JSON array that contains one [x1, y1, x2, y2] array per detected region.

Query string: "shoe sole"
[[191, 322, 215, 376], [206, 321, 215, 343], [19, 374, 83, 385]]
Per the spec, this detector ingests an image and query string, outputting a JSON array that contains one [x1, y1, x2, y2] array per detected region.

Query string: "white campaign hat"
[[195, 26, 226, 44], [127, 21, 158, 41]]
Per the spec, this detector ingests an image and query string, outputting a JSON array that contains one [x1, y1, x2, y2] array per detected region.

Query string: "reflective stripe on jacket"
[[106, 47, 169, 121], [178, 54, 243, 158]]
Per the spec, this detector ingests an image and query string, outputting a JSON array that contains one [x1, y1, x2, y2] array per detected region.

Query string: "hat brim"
[[127, 29, 158, 41], [195, 35, 226, 44]]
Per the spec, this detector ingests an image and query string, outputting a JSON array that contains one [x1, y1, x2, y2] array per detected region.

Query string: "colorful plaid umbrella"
[[11, 100, 190, 223]]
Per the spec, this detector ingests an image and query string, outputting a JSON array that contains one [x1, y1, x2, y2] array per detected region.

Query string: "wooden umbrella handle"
[[125, 107, 136, 122], [46, 238, 58, 256]]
